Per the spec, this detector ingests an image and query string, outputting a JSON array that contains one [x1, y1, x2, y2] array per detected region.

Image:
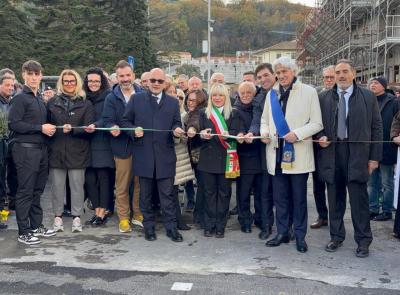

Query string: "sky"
[[288, 0, 316, 6]]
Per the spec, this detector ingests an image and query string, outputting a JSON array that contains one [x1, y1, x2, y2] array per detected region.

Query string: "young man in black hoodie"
[[368, 77, 399, 221]]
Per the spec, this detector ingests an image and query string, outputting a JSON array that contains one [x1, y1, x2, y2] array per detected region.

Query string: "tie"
[[337, 91, 347, 140], [152, 95, 160, 104]]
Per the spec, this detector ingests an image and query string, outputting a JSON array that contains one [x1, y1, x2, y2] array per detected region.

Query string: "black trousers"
[[394, 189, 400, 235], [85, 167, 114, 210], [13, 143, 48, 235], [327, 141, 372, 247], [272, 170, 308, 240], [193, 168, 205, 225], [202, 172, 231, 232], [139, 176, 177, 231], [312, 170, 328, 220], [0, 140, 7, 210], [260, 172, 274, 229], [6, 142, 17, 207], [236, 173, 262, 227]]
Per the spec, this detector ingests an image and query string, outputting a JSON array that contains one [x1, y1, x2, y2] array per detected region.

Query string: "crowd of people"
[[0, 57, 399, 258]]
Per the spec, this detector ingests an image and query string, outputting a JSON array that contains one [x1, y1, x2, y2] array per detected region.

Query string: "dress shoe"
[[166, 229, 183, 242], [355, 246, 369, 258], [296, 239, 308, 253], [204, 228, 215, 237], [265, 234, 290, 247], [258, 226, 272, 240], [177, 223, 191, 231], [373, 212, 392, 221], [144, 228, 157, 241], [369, 212, 379, 220], [215, 230, 225, 238], [325, 240, 343, 252], [392, 232, 400, 240], [240, 226, 252, 233], [229, 206, 238, 216], [310, 218, 328, 229]]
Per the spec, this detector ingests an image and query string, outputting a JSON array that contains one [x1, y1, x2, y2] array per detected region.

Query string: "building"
[[297, 0, 400, 86], [253, 40, 298, 64]]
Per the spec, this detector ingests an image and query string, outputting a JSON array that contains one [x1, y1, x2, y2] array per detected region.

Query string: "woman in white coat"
[[260, 56, 323, 253]]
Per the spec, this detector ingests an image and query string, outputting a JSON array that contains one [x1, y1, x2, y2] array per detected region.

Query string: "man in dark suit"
[[317, 59, 383, 258], [122, 68, 185, 242]]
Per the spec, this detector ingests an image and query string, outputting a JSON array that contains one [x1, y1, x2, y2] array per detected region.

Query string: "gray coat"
[[316, 83, 383, 184]]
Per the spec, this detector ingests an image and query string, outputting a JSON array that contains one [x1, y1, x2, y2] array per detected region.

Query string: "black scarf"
[[279, 76, 297, 116]]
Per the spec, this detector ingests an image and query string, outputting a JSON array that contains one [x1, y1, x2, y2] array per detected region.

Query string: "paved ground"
[[0, 180, 399, 294]]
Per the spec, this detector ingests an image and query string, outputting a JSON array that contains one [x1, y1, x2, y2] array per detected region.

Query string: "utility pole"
[[207, 0, 211, 92]]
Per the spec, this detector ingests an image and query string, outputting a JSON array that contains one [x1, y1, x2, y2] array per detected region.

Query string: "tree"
[[175, 64, 201, 78]]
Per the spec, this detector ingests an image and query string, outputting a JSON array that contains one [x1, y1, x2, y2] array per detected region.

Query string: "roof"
[[253, 40, 297, 54]]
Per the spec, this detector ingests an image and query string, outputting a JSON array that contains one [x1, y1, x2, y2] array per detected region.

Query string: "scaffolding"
[[297, 0, 400, 86]]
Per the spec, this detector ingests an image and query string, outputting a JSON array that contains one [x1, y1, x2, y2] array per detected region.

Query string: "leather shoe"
[[144, 228, 157, 241], [355, 246, 369, 258], [369, 212, 379, 220], [265, 234, 290, 247], [229, 206, 238, 216], [373, 212, 392, 221], [177, 223, 191, 231], [392, 232, 400, 240], [258, 226, 272, 240], [325, 240, 343, 252], [166, 229, 183, 242], [204, 229, 215, 237], [310, 218, 328, 229], [296, 239, 308, 253], [240, 226, 251, 233], [215, 230, 225, 238]]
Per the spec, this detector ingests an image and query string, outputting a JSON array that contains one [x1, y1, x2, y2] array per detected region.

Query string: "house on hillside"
[[253, 40, 298, 64]]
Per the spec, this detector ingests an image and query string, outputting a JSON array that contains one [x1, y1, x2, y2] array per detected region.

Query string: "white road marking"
[[171, 282, 193, 291]]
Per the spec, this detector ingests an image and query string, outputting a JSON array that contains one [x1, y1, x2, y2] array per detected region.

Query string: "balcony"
[[373, 15, 400, 48]]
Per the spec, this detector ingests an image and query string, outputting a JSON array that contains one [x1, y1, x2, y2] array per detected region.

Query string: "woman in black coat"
[[189, 83, 242, 238], [83, 68, 115, 226], [233, 82, 263, 234], [48, 69, 95, 233]]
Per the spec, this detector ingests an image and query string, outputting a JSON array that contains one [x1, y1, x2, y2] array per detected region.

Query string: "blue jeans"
[[368, 164, 394, 214]]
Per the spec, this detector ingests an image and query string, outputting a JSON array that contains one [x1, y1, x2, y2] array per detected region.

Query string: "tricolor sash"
[[270, 89, 295, 169], [209, 106, 240, 178]]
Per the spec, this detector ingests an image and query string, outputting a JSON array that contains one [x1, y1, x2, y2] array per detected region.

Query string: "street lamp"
[[207, 0, 215, 92]]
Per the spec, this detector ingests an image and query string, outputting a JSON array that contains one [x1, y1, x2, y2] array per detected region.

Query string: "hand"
[[110, 125, 120, 137], [63, 124, 72, 134], [318, 136, 330, 148], [244, 132, 254, 144], [173, 127, 185, 137], [236, 133, 245, 144], [135, 126, 144, 138], [393, 135, 400, 145], [42, 124, 56, 137], [283, 131, 298, 143], [187, 127, 197, 138], [368, 160, 379, 175], [261, 133, 270, 144], [84, 124, 96, 133], [200, 128, 212, 140]]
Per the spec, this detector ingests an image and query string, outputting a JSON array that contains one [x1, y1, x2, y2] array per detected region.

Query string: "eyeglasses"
[[88, 80, 101, 84], [63, 80, 76, 85], [149, 78, 165, 84], [323, 76, 335, 81]]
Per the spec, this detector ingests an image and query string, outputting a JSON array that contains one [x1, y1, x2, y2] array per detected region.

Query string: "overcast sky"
[[288, 0, 316, 6]]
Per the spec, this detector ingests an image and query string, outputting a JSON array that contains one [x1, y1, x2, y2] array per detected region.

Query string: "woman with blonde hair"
[[190, 83, 243, 238], [47, 69, 95, 233]]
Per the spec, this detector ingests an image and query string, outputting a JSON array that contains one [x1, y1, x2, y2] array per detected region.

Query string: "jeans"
[[368, 164, 394, 214]]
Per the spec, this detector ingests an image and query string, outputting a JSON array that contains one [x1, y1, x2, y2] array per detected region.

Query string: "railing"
[[375, 15, 400, 45]]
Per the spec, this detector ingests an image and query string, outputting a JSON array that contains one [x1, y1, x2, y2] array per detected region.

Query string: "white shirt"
[[337, 84, 353, 117], [123, 88, 135, 104]]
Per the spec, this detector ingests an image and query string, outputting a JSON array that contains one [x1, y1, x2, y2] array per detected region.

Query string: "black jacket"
[[102, 84, 143, 159], [87, 89, 114, 168], [376, 93, 399, 165], [234, 99, 262, 174], [197, 108, 241, 174], [316, 82, 383, 183], [8, 86, 48, 144], [47, 93, 95, 169]]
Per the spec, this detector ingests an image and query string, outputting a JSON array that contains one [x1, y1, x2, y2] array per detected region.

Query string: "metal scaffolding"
[[297, 0, 400, 86]]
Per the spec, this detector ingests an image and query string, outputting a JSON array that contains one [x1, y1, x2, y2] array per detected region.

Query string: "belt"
[[17, 142, 45, 149]]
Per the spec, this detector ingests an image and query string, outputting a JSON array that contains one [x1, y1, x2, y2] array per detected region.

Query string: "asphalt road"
[[0, 180, 399, 295]]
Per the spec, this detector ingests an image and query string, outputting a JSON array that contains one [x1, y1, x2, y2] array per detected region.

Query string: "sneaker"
[[32, 225, 56, 237], [119, 219, 132, 233], [18, 233, 41, 245], [132, 215, 144, 228], [53, 217, 64, 232], [72, 217, 82, 232], [0, 222, 7, 229]]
